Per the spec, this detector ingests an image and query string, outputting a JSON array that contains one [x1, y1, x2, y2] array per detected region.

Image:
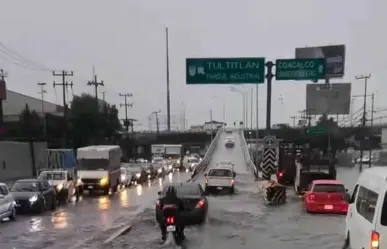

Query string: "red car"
[[304, 179, 350, 214]]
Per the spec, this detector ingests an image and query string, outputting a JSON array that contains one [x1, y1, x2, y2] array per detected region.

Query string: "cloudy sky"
[[0, 0, 386, 131]]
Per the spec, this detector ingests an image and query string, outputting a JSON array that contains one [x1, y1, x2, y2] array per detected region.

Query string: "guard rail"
[[189, 128, 223, 180], [239, 130, 258, 178]]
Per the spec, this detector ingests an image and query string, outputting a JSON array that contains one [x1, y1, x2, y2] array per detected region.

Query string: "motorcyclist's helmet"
[[166, 186, 177, 196]]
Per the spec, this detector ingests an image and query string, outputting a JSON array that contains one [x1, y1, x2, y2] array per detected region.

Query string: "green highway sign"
[[186, 58, 265, 84], [306, 126, 327, 136], [275, 58, 326, 81]]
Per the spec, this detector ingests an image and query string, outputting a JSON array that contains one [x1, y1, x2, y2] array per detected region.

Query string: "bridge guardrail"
[[239, 130, 258, 178], [189, 128, 222, 180]]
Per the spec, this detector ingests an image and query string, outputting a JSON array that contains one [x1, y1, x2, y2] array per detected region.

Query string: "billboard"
[[295, 45, 346, 78], [306, 83, 351, 115]]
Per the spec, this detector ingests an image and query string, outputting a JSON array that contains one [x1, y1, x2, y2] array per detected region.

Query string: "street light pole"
[[368, 93, 375, 168]]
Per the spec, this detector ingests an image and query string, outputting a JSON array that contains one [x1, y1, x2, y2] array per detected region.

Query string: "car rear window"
[[313, 184, 345, 193], [208, 169, 232, 177], [163, 185, 201, 197]]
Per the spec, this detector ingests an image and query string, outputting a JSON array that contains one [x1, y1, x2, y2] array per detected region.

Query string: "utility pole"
[[37, 82, 47, 138], [100, 91, 106, 102], [152, 110, 161, 133], [355, 74, 371, 172], [119, 93, 133, 131], [290, 116, 297, 127], [250, 88, 253, 131], [256, 83, 259, 143], [210, 109, 213, 141], [165, 27, 171, 131], [0, 69, 7, 127], [245, 92, 248, 130], [368, 93, 375, 168], [87, 74, 104, 106], [53, 70, 74, 147]]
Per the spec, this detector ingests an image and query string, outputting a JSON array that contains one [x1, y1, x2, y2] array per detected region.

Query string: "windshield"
[[78, 158, 109, 170], [209, 169, 233, 177], [39, 172, 66, 180], [11, 182, 39, 192], [313, 184, 345, 193], [163, 185, 201, 197]]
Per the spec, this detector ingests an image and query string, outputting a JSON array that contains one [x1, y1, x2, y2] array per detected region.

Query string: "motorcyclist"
[[158, 186, 185, 241]]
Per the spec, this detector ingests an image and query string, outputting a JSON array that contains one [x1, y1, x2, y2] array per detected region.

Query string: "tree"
[[316, 114, 338, 131], [19, 104, 43, 137], [69, 94, 121, 148]]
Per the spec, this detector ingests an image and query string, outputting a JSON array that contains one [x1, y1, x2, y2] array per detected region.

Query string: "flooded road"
[[0, 171, 191, 249], [106, 132, 359, 249], [0, 131, 362, 249]]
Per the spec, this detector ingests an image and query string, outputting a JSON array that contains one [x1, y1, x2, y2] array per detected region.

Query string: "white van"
[[344, 167, 387, 249]]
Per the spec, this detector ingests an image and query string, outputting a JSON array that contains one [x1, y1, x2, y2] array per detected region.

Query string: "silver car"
[[0, 182, 16, 221]]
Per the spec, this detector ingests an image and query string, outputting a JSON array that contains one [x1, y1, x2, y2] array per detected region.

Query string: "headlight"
[[29, 195, 38, 203], [147, 170, 151, 174], [136, 173, 141, 178], [168, 165, 173, 169], [100, 176, 109, 186], [56, 184, 63, 192], [121, 175, 126, 181], [157, 168, 162, 173]]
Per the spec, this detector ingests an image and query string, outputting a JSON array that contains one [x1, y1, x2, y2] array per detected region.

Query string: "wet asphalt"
[[0, 131, 362, 249]]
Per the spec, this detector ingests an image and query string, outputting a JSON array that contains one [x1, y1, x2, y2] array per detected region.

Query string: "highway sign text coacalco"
[[275, 58, 326, 81], [186, 58, 265, 84]]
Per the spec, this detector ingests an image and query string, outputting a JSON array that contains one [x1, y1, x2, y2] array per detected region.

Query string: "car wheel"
[[9, 207, 16, 221]]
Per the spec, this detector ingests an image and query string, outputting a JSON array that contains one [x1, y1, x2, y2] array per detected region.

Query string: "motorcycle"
[[162, 206, 185, 245]]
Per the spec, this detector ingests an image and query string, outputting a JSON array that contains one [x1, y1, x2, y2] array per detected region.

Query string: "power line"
[[119, 93, 133, 131], [53, 70, 74, 147]]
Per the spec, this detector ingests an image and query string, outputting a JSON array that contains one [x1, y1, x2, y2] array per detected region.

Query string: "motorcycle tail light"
[[195, 199, 205, 208], [277, 171, 284, 178], [166, 217, 174, 224]]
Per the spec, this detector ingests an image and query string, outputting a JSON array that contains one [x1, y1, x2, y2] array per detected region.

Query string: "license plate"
[[324, 205, 333, 210], [217, 187, 223, 190], [88, 186, 93, 189], [166, 225, 176, 232]]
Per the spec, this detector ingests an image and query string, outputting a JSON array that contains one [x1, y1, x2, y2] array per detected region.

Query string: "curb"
[[103, 224, 132, 244]]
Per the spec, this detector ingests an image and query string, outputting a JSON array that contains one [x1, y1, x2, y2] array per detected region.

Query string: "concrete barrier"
[[189, 128, 223, 179], [239, 130, 258, 177]]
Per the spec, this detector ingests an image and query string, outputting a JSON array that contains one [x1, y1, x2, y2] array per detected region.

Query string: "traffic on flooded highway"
[[1, 129, 364, 249]]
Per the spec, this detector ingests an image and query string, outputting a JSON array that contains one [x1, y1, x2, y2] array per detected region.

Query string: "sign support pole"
[[265, 61, 274, 131]]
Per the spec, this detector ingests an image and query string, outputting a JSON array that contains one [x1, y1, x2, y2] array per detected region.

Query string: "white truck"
[[77, 145, 122, 195], [165, 145, 183, 169], [37, 149, 83, 203], [151, 144, 166, 158]]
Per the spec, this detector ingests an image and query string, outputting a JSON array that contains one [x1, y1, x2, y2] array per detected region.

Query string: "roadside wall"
[[0, 141, 47, 184]]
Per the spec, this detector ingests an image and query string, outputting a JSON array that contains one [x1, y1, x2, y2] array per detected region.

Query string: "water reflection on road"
[[0, 171, 191, 249]]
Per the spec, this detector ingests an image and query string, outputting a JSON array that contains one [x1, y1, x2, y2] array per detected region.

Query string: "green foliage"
[[19, 104, 43, 137], [69, 94, 121, 148], [316, 114, 338, 131]]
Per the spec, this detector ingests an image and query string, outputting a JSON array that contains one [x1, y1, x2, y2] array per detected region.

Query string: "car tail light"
[[307, 194, 315, 201], [195, 199, 205, 208], [371, 231, 379, 249], [166, 217, 175, 224], [231, 179, 235, 185], [156, 200, 160, 207], [278, 171, 284, 178]]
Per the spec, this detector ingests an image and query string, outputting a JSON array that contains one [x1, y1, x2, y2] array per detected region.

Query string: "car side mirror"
[[157, 191, 161, 196], [345, 188, 348, 192]]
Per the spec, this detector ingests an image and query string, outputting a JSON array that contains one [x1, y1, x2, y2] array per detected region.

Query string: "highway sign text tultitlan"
[[275, 58, 326, 81], [186, 58, 265, 84]]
